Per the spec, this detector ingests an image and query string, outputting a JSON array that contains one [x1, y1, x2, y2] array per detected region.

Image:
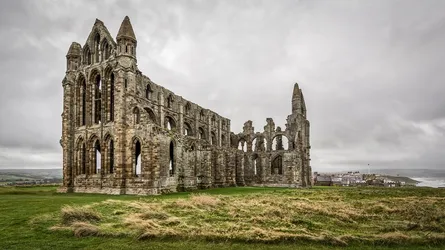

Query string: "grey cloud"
[[0, 0, 444, 171]]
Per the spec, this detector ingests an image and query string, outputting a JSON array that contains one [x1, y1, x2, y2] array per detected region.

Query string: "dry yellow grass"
[[50, 188, 445, 246], [60, 205, 101, 225]]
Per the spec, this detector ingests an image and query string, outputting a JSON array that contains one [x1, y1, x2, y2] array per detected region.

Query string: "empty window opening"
[[84, 46, 92, 65], [167, 94, 173, 108], [211, 132, 217, 145], [200, 110, 205, 121], [94, 75, 102, 124], [211, 115, 216, 126], [272, 135, 289, 151], [95, 140, 101, 174], [145, 85, 152, 99], [221, 134, 226, 146], [253, 158, 257, 176], [133, 107, 140, 124], [165, 116, 175, 131], [134, 140, 141, 176], [169, 141, 175, 176], [185, 102, 191, 115], [184, 122, 192, 136], [272, 155, 283, 175], [109, 73, 114, 121], [198, 127, 205, 140], [81, 143, 86, 174], [80, 79, 86, 126], [103, 41, 110, 60], [252, 138, 257, 152], [94, 33, 100, 63], [109, 140, 114, 174], [144, 107, 157, 124], [238, 140, 247, 152], [167, 121, 172, 130]]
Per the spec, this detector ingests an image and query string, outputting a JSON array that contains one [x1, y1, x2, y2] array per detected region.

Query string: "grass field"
[[0, 186, 444, 250]]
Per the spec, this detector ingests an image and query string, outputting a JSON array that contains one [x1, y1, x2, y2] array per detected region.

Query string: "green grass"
[[0, 185, 444, 249]]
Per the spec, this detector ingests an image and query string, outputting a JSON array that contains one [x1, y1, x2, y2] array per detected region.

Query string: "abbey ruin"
[[59, 16, 312, 195]]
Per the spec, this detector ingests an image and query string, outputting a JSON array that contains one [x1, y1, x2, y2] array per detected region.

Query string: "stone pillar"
[[179, 104, 184, 136], [159, 89, 164, 129], [61, 77, 74, 192], [235, 150, 245, 186], [218, 120, 222, 147], [113, 70, 128, 193]]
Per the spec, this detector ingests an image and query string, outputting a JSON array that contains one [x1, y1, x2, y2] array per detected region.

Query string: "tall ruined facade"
[[59, 17, 311, 195]]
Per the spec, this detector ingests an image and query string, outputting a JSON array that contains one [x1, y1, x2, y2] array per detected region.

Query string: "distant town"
[[313, 171, 420, 187]]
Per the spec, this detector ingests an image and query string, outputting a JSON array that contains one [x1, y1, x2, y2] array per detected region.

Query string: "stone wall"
[[60, 16, 311, 195]]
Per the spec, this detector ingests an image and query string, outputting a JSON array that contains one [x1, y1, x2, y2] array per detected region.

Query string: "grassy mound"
[[49, 188, 445, 246]]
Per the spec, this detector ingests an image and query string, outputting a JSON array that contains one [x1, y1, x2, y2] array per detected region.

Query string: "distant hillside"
[[0, 169, 62, 181]]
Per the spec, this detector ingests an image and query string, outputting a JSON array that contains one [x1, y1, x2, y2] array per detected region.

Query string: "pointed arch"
[[199, 109, 205, 121], [184, 102, 191, 116], [94, 74, 102, 124], [76, 74, 87, 127], [75, 137, 86, 176], [94, 32, 100, 63], [83, 45, 91, 65], [164, 115, 176, 130], [252, 154, 260, 176], [169, 140, 175, 176], [93, 139, 101, 174], [211, 131, 217, 145], [252, 136, 265, 152], [143, 107, 158, 125], [133, 107, 140, 124], [184, 122, 193, 136], [133, 138, 142, 176], [166, 94, 174, 108], [145, 84, 152, 99], [238, 138, 247, 152], [198, 127, 206, 140], [109, 71, 115, 121], [271, 155, 283, 175], [211, 115, 216, 126], [103, 133, 114, 174], [101, 39, 111, 60], [272, 134, 289, 151], [221, 134, 226, 147]]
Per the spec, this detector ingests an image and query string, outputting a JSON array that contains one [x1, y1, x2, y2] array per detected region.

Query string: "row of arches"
[[237, 135, 290, 152], [74, 136, 176, 178], [75, 136, 114, 176], [140, 88, 226, 131], [83, 32, 113, 65], [251, 155, 283, 176], [76, 70, 115, 127], [131, 109, 225, 146]]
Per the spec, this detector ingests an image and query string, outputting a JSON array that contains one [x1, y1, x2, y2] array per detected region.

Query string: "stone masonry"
[[59, 16, 312, 195]]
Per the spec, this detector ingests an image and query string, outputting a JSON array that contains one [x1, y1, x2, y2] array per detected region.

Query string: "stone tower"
[[59, 16, 312, 195]]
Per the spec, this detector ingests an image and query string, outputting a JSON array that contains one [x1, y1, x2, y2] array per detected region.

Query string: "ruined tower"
[[59, 17, 311, 195]]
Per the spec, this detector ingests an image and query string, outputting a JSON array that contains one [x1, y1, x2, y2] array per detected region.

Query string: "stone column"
[[179, 104, 184, 136], [61, 77, 74, 192], [159, 90, 165, 129]]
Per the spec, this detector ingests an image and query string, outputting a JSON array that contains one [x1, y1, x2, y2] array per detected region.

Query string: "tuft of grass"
[[61, 205, 101, 225], [72, 222, 100, 237], [48, 188, 445, 247]]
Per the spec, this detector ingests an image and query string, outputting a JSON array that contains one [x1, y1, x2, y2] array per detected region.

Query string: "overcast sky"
[[0, 0, 444, 172]]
